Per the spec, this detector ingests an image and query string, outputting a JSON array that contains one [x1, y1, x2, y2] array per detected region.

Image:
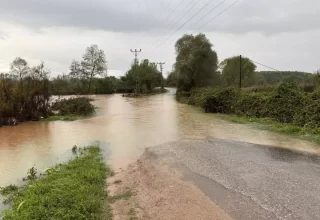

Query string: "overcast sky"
[[0, 0, 319, 77]]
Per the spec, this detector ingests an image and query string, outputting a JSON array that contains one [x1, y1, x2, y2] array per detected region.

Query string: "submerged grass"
[[44, 114, 90, 121], [221, 115, 320, 145], [0, 146, 112, 220], [123, 88, 169, 98]]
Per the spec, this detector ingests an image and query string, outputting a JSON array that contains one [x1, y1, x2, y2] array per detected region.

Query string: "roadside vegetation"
[[172, 33, 320, 143], [0, 146, 134, 219], [0, 146, 111, 219]]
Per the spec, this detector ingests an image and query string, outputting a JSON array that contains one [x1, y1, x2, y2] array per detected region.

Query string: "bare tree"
[[10, 57, 29, 84], [70, 45, 107, 93]]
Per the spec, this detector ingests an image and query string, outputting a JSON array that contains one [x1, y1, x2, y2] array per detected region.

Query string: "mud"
[[108, 150, 232, 220]]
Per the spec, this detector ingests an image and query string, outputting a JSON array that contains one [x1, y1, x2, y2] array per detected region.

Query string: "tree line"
[[0, 44, 166, 125], [166, 33, 318, 91]]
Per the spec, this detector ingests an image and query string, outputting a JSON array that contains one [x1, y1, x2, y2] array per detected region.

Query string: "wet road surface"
[[147, 139, 320, 220]]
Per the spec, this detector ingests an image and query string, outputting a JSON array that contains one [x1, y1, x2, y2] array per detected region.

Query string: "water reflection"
[[0, 89, 319, 189]]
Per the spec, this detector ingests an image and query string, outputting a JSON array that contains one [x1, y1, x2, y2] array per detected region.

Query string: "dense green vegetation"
[[0, 146, 112, 220], [50, 97, 95, 120], [0, 60, 51, 126], [0, 45, 109, 126], [121, 59, 162, 94], [174, 34, 219, 91], [220, 56, 257, 87], [168, 34, 318, 91], [172, 33, 320, 141], [50, 75, 126, 95], [177, 80, 320, 138]]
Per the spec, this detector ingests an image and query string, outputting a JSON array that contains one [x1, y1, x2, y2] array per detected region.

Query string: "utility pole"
[[130, 49, 142, 94], [130, 49, 142, 65], [239, 55, 242, 89], [157, 62, 165, 89]]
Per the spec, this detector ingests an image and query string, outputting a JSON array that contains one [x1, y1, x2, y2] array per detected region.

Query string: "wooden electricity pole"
[[239, 55, 242, 89]]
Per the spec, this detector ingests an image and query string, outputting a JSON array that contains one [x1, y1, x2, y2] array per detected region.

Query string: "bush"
[[294, 89, 320, 128], [177, 81, 320, 131], [51, 97, 95, 116], [203, 87, 238, 113], [234, 93, 269, 118], [267, 80, 304, 123], [176, 91, 191, 103], [188, 88, 218, 107]]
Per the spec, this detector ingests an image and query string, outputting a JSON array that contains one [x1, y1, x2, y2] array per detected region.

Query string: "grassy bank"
[[220, 115, 320, 144], [0, 146, 112, 220]]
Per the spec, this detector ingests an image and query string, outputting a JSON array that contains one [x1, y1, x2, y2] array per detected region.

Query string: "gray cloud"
[[1, 0, 320, 34]]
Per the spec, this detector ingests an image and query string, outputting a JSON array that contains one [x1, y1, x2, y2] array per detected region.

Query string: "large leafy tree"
[[220, 56, 256, 87], [70, 45, 107, 93], [124, 59, 162, 93], [174, 34, 219, 91]]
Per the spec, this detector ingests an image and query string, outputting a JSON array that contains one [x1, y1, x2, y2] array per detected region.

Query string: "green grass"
[[221, 115, 320, 145], [0, 146, 112, 220]]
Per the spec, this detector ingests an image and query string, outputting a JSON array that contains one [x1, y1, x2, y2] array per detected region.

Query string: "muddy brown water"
[[0, 88, 319, 208]]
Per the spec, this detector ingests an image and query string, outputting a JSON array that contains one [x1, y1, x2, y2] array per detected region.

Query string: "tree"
[[124, 59, 162, 93], [10, 57, 29, 84], [220, 56, 256, 87], [174, 34, 219, 92], [70, 45, 107, 93], [166, 71, 178, 87]]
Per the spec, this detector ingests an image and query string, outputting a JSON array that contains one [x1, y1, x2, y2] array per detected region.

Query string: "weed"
[[109, 191, 132, 203], [72, 145, 78, 154], [22, 167, 37, 181], [113, 180, 122, 184], [0, 185, 18, 196]]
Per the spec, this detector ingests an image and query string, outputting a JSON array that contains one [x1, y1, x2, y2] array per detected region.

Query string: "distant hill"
[[256, 71, 315, 85]]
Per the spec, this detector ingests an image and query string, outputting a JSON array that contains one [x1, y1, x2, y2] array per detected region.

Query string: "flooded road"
[[1, 89, 320, 187], [1, 89, 320, 199]]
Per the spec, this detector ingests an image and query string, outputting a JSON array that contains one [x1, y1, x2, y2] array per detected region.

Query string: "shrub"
[[203, 87, 239, 113], [234, 93, 269, 118], [294, 89, 320, 129], [176, 91, 191, 103], [188, 88, 218, 107], [51, 97, 95, 116], [267, 80, 304, 123]]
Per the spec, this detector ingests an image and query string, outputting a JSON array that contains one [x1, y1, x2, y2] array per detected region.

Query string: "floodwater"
[[0, 88, 319, 189]]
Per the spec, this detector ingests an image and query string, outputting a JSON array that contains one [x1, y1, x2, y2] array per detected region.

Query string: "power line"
[[193, 0, 241, 33], [135, 0, 175, 45], [144, 0, 185, 45], [251, 60, 279, 71], [149, 0, 200, 46], [152, 0, 223, 51], [188, 0, 228, 30], [160, 0, 185, 27]]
